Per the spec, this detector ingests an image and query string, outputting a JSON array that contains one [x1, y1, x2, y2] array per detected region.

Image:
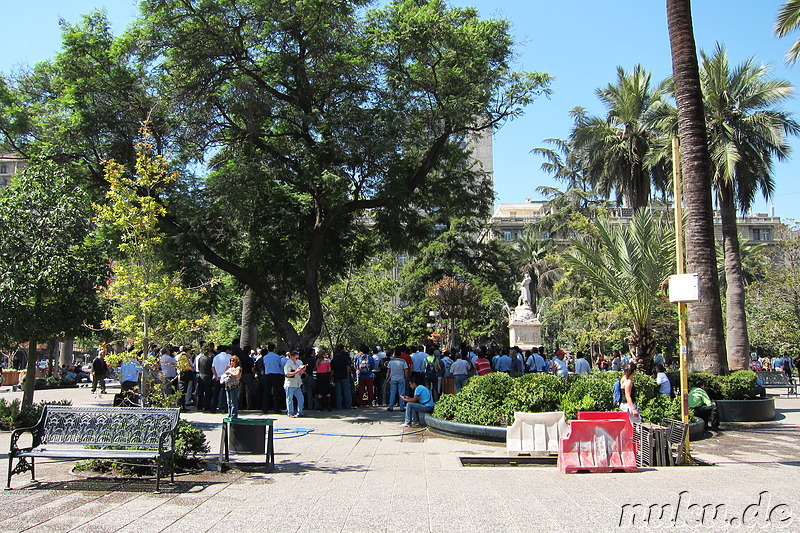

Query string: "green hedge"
[[431, 370, 759, 427]]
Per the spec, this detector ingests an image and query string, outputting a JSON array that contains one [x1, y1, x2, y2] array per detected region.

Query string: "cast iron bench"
[[755, 371, 797, 397], [7, 405, 180, 491]]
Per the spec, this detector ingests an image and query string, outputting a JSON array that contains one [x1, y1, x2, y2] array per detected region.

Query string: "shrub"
[[500, 373, 569, 423], [0, 398, 73, 430], [450, 373, 514, 426], [687, 372, 723, 400], [558, 373, 631, 420], [175, 419, 210, 462], [720, 370, 760, 400], [638, 394, 684, 424], [432, 393, 458, 421]]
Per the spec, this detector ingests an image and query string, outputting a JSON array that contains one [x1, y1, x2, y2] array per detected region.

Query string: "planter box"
[[1, 370, 20, 386], [716, 398, 775, 422]]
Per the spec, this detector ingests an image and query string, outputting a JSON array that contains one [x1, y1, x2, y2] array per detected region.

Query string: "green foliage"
[[747, 226, 800, 353], [434, 371, 704, 427], [431, 393, 459, 421], [687, 372, 724, 400], [175, 419, 210, 461], [566, 209, 675, 365], [638, 393, 683, 424], [559, 373, 619, 420], [449, 373, 514, 426], [720, 370, 760, 400], [34, 377, 78, 390], [0, 160, 108, 406], [501, 373, 569, 420], [0, 398, 72, 430]]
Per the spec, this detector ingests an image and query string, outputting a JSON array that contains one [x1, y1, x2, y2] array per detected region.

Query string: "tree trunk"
[[22, 338, 37, 407], [240, 287, 259, 349], [59, 338, 74, 369], [719, 186, 750, 370], [666, 0, 728, 373], [632, 319, 656, 374]]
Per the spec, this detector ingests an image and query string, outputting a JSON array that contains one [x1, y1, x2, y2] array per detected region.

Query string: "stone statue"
[[518, 271, 532, 308]]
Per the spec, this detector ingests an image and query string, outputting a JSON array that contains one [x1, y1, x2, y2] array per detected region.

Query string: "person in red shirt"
[[474, 353, 492, 376]]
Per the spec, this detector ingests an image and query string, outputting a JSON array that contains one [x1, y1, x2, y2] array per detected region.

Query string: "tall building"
[[491, 200, 783, 246]]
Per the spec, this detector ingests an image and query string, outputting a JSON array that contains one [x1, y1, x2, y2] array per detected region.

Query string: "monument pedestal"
[[508, 305, 542, 351]]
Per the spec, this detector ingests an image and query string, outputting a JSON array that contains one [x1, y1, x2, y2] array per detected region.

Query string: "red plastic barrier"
[[558, 419, 637, 473], [577, 411, 634, 430]]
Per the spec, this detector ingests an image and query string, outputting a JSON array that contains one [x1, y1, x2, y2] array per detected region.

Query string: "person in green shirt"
[[688, 384, 719, 431]]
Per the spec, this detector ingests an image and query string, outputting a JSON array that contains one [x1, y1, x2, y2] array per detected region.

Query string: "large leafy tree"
[[570, 65, 670, 209], [747, 225, 800, 353], [567, 209, 675, 368], [0, 11, 168, 192], [0, 161, 107, 406], [666, 0, 728, 373], [134, 0, 549, 349]]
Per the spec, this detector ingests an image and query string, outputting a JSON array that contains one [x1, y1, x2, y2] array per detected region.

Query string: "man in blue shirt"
[[262, 344, 285, 414], [400, 377, 435, 428]]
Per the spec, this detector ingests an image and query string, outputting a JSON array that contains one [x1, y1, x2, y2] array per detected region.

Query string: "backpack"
[[425, 357, 439, 381], [358, 355, 372, 375], [612, 379, 623, 405]]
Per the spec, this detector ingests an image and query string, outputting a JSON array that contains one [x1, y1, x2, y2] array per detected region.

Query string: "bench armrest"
[[10, 424, 39, 453], [158, 428, 177, 456]]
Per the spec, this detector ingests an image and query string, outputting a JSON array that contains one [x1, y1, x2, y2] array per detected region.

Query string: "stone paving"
[[1, 383, 798, 532]]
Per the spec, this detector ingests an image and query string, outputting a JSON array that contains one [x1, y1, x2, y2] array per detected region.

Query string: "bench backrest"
[[756, 371, 789, 386], [37, 406, 180, 449]]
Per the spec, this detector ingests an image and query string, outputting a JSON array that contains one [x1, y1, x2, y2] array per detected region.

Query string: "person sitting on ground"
[[688, 383, 720, 431], [400, 377, 435, 428]]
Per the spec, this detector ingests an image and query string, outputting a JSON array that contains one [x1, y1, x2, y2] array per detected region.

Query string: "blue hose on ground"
[[272, 427, 426, 439]]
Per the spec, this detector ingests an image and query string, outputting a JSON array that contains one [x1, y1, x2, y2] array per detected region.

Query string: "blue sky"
[[3, 1, 799, 221]]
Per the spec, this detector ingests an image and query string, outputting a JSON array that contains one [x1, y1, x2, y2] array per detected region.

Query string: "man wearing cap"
[[551, 349, 569, 378]]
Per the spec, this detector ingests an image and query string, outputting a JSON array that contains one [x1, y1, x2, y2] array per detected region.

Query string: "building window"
[[0, 164, 7, 174], [763, 229, 771, 241], [509, 211, 517, 218], [752, 228, 761, 241], [503, 230, 512, 241], [515, 230, 523, 240]]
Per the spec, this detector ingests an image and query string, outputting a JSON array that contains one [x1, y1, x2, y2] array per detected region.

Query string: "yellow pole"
[[672, 137, 692, 463]]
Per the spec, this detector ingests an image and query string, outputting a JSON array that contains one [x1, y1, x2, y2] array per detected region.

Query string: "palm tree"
[[652, 45, 798, 370], [666, 0, 728, 373], [570, 65, 670, 209], [513, 231, 561, 315], [567, 209, 674, 368], [775, 0, 800, 64], [701, 45, 798, 370]]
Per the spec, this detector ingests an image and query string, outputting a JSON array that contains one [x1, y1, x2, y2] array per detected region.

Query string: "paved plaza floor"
[[1, 383, 798, 532]]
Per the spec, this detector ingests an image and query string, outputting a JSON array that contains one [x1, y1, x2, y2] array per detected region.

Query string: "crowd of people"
[[137, 341, 656, 422], [67, 339, 798, 428]]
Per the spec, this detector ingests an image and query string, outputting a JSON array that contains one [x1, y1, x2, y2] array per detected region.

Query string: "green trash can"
[[226, 417, 266, 454]]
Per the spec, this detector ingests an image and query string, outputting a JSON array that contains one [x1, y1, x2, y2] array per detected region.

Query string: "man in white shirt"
[[551, 349, 569, 378], [211, 346, 231, 413], [411, 346, 428, 383], [450, 355, 471, 393]]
